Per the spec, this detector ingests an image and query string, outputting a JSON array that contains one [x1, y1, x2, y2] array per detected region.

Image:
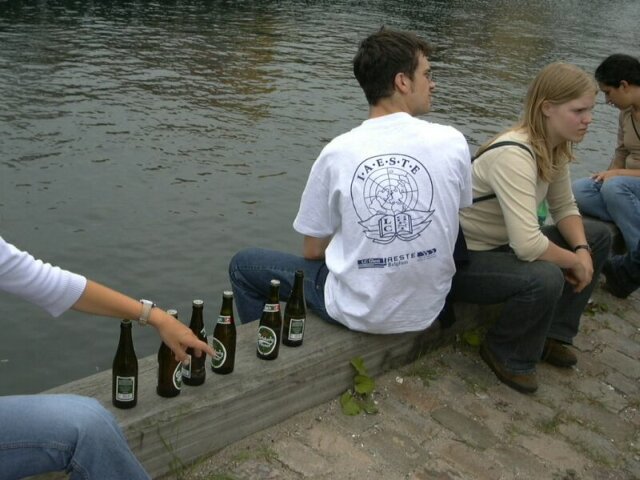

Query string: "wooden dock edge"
[[34, 303, 499, 479], [30, 218, 621, 478]]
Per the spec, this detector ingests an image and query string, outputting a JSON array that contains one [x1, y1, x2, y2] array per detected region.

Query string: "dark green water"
[[1, 0, 638, 394]]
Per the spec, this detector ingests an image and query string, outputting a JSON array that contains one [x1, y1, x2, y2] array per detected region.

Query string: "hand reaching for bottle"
[[150, 309, 214, 363], [71, 280, 214, 363]]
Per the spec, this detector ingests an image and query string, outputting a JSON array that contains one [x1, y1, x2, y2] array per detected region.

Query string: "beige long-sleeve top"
[[460, 130, 580, 261], [610, 108, 640, 170]]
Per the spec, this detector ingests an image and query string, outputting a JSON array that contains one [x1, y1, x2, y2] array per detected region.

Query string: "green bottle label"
[[173, 363, 182, 389], [257, 325, 277, 355], [116, 376, 135, 401], [288, 317, 305, 341], [211, 337, 227, 368]]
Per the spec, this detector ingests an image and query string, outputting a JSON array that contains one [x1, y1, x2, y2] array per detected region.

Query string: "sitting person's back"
[[228, 28, 472, 334]]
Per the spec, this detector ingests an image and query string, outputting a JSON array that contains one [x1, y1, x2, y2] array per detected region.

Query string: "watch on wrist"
[[573, 244, 591, 254], [138, 299, 156, 326]]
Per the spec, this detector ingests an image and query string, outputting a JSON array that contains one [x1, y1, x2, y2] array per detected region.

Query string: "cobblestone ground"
[[173, 285, 640, 480]]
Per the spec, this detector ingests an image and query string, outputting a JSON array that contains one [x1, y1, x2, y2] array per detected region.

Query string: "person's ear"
[[619, 80, 630, 91], [541, 100, 554, 118], [394, 71, 411, 94]]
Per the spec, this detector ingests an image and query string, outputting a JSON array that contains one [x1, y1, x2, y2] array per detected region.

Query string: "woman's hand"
[[564, 250, 594, 293], [149, 309, 214, 363], [591, 169, 625, 182]]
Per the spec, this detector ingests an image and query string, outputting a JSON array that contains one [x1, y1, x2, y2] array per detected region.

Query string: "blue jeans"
[[450, 220, 611, 374], [572, 176, 640, 252], [228, 248, 341, 325], [0, 394, 150, 480]]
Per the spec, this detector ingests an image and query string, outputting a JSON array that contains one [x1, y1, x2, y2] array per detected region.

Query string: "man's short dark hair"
[[353, 28, 432, 106], [595, 54, 640, 87]]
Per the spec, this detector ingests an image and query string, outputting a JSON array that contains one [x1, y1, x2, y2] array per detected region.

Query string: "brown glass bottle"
[[156, 309, 182, 398], [211, 291, 236, 375], [256, 279, 282, 360], [283, 270, 306, 347], [182, 299, 206, 386], [112, 319, 138, 409]]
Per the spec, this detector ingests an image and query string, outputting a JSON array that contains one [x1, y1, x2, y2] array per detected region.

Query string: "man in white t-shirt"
[[229, 28, 471, 334]]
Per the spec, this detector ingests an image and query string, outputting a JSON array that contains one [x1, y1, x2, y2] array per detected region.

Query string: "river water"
[[1, 0, 638, 395]]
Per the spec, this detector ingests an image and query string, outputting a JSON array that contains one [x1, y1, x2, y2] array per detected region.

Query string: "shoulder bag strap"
[[471, 141, 535, 203]]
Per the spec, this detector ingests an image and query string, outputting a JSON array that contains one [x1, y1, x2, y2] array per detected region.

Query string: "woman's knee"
[[600, 176, 632, 203], [525, 262, 565, 301], [61, 395, 123, 442]]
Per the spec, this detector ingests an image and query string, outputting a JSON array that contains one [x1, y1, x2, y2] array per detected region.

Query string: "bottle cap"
[[166, 309, 178, 318], [193, 299, 204, 307], [270, 279, 280, 286], [223, 290, 233, 298]]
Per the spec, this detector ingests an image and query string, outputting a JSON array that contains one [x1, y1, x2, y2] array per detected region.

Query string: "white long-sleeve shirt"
[[0, 236, 87, 316]]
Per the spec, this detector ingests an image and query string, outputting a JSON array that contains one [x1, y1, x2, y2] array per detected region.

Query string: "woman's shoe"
[[542, 339, 577, 368], [480, 343, 538, 394]]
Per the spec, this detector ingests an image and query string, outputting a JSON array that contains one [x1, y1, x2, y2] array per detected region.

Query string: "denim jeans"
[[450, 220, 611, 374], [229, 248, 341, 325], [0, 394, 150, 480], [607, 238, 640, 296], [572, 176, 640, 252]]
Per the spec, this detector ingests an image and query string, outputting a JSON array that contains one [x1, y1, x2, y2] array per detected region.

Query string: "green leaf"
[[340, 390, 361, 416], [462, 330, 482, 347], [354, 374, 375, 395], [350, 356, 368, 376]]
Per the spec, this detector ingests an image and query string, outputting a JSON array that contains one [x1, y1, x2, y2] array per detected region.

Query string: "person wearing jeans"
[[229, 28, 472, 335], [0, 236, 213, 480], [450, 63, 611, 394], [2, 395, 148, 480], [572, 54, 640, 287]]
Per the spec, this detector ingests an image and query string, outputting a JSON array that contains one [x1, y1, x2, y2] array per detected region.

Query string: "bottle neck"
[[219, 298, 235, 324], [118, 321, 134, 354], [190, 307, 204, 328]]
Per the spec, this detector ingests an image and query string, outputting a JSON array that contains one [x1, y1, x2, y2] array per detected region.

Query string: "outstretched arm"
[[72, 280, 214, 363]]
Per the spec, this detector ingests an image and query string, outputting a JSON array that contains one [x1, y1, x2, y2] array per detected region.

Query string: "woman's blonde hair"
[[479, 62, 597, 182]]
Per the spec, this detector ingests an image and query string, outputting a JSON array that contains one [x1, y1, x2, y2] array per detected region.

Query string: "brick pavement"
[[175, 285, 640, 480]]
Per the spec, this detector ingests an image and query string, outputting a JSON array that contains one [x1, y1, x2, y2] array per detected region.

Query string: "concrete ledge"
[[37, 303, 499, 478]]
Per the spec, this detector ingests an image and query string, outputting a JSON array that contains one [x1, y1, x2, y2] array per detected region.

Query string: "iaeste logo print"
[[351, 153, 434, 244]]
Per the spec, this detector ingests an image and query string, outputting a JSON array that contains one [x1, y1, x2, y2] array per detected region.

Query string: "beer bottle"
[[283, 270, 306, 347], [256, 279, 282, 360], [182, 299, 207, 386], [112, 319, 138, 409], [211, 291, 236, 375], [157, 309, 182, 398]]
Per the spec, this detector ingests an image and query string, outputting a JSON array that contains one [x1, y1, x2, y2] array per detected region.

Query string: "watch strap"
[[138, 299, 155, 326]]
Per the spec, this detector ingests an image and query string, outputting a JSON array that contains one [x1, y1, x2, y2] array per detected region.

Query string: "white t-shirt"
[[0, 236, 87, 317], [293, 112, 472, 333]]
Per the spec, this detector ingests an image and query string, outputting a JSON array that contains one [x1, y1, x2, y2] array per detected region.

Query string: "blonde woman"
[[450, 63, 611, 394]]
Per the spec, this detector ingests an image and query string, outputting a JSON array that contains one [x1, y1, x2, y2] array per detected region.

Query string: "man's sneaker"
[[602, 260, 632, 299], [479, 343, 538, 394], [542, 339, 577, 368]]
